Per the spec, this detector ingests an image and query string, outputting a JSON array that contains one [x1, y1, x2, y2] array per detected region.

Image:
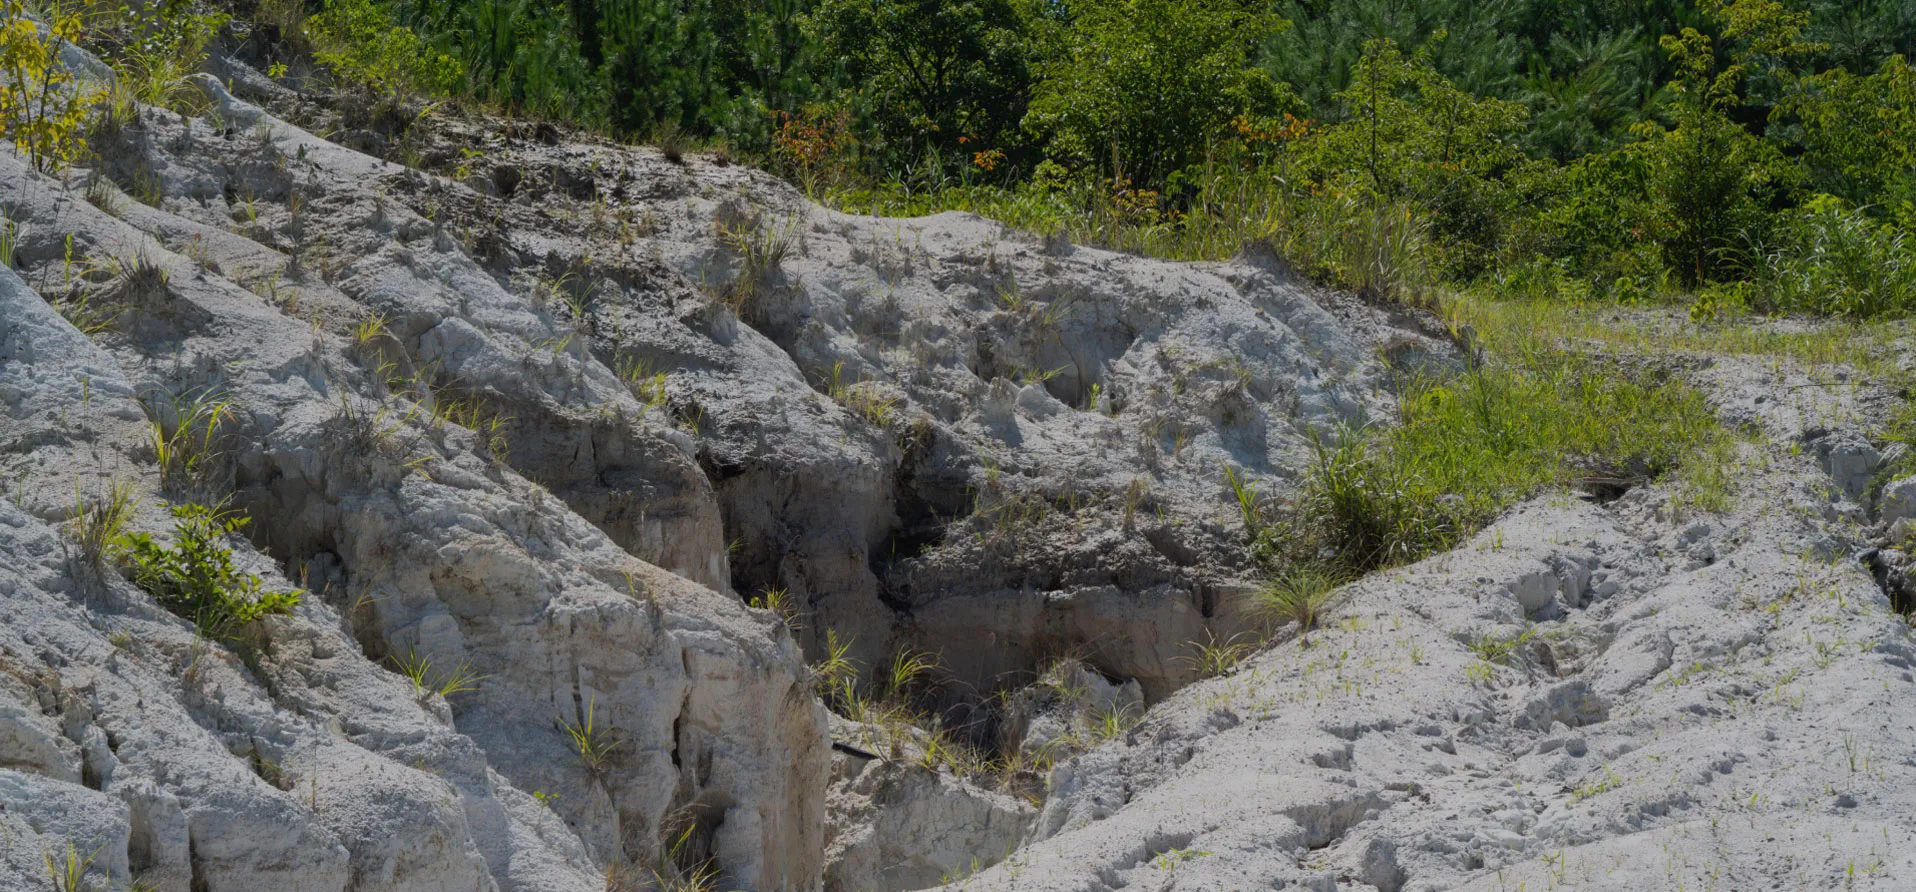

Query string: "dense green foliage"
[[117, 504, 303, 640], [269, 0, 1916, 317]]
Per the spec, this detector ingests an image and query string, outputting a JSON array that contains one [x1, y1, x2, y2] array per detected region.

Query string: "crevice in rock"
[[187, 836, 208, 892], [1864, 548, 1914, 614]]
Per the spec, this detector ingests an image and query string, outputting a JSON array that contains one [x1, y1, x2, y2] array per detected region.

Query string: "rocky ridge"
[[0, 42, 1438, 892], [3, 40, 1914, 892]]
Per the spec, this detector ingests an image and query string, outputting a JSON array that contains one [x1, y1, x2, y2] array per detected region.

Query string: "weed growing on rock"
[[1086, 702, 1140, 743], [557, 696, 622, 775], [109, 251, 170, 303], [1249, 563, 1342, 644], [810, 629, 856, 695], [1567, 765, 1622, 804], [115, 503, 303, 641], [389, 649, 487, 699], [747, 587, 798, 630], [140, 388, 233, 491], [333, 389, 423, 460], [42, 839, 101, 892], [615, 354, 670, 410], [429, 392, 512, 462], [52, 291, 124, 335], [1223, 466, 1267, 537], [713, 212, 798, 313], [1177, 630, 1256, 679], [0, 214, 18, 268], [823, 361, 899, 427], [647, 821, 720, 892], [1467, 625, 1539, 667], [353, 312, 392, 346], [65, 478, 138, 571]]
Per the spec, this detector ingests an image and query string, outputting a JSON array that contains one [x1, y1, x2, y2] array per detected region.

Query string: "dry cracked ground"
[[4, 45, 1916, 892]]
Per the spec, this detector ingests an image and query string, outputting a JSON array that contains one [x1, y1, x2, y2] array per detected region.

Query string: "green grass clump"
[[1249, 563, 1343, 643], [1259, 349, 1729, 577], [117, 504, 303, 640]]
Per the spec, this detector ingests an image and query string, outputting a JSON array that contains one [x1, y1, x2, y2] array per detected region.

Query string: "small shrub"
[[0, 0, 104, 174], [116, 503, 303, 640], [306, 0, 460, 101], [87, 0, 227, 116]]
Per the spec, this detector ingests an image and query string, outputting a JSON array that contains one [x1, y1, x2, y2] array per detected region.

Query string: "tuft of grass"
[[1249, 563, 1341, 643], [1259, 347, 1728, 578], [389, 649, 487, 698], [1176, 630, 1256, 679], [648, 821, 719, 892], [43, 840, 102, 892], [354, 312, 392, 345], [713, 213, 799, 313], [52, 291, 125, 336], [430, 393, 512, 462], [0, 215, 20, 268], [141, 388, 234, 490], [823, 361, 899, 427], [881, 648, 938, 702], [110, 252, 171, 302], [810, 629, 856, 696], [747, 587, 798, 630], [1223, 466, 1266, 536], [557, 696, 622, 775], [653, 119, 691, 165], [1086, 702, 1140, 743], [66, 479, 139, 571]]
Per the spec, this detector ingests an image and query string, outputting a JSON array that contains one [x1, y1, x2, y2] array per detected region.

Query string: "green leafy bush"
[[810, 0, 1032, 171], [0, 0, 103, 173], [1024, 0, 1295, 189], [308, 0, 461, 99], [116, 504, 302, 640]]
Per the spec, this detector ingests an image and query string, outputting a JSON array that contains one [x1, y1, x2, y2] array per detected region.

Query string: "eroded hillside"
[[6, 31, 1916, 892], [0, 39, 1462, 892]]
